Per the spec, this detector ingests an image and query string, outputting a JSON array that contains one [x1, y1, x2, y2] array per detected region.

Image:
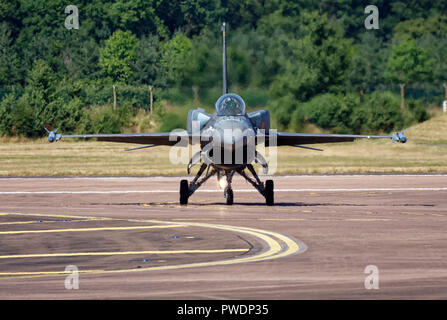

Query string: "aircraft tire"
[[180, 179, 189, 205], [226, 188, 234, 205], [265, 180, 274, 206]]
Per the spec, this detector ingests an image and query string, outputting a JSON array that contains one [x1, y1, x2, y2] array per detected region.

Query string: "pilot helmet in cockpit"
[[215, 94, 246, 116]]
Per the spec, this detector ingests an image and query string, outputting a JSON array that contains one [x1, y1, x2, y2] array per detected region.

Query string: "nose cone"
[[214, 119, 253, 150]]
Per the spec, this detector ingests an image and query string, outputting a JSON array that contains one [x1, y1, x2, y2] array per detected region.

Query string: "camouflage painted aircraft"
[[47, 23, 407, 206]]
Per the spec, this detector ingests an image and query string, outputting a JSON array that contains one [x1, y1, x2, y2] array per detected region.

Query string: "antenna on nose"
[[221, 22, 228, 95]]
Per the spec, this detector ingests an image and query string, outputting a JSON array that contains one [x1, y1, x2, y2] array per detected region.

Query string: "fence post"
[[149, 85, 153, 114], [112, 85, 117, 110], [444, 83, 447, 102], [192, 85, 199, 105]]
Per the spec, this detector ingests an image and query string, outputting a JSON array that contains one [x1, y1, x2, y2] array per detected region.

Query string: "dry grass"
[[0, 114, 446, 176]]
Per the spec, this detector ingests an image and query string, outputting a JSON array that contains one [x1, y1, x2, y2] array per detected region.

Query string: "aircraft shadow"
[[187, 202, 368, 207], [88, 202, 434, 207]]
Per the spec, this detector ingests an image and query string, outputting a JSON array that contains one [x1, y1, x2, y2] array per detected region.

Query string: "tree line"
[[0, 0, 446, 136]]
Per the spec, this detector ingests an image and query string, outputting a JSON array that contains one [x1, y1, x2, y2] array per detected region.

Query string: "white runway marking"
[[0, 187, 446, 194], [0, 174, 446, 180]]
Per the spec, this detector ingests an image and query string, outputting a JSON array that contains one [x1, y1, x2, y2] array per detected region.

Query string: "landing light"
[[218, 177, 227, 190]]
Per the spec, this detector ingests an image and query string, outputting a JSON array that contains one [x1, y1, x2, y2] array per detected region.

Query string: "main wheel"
[[265, 179, 274, 206], [180, 179, 189, 205], [225, 188, 234, 205]]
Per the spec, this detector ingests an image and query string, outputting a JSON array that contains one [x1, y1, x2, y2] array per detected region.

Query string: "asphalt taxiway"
[[0, 174, 446, 299]]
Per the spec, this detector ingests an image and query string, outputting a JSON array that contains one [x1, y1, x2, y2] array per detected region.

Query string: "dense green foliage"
[[289, 91, 428, 134], [0, 0, 446, 137]]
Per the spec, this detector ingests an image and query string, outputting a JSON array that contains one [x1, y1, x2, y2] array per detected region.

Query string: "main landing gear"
[[179, 163, 274, 206]]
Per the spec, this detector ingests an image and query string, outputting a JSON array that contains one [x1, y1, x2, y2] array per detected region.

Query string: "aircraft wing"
[[46, 129, 407, 148], [46, 131, 192, 147], [267, 131, 407, 146]]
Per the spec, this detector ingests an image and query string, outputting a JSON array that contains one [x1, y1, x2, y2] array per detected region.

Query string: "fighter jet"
[[47, 23, 407, 206]]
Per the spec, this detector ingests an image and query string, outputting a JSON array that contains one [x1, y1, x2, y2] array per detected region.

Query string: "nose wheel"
[[222, 171, 235, 205], [224, 188, 234, 205]]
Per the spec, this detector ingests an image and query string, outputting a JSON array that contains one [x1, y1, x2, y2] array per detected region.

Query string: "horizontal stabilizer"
[[125, 144, 155, 151], [294, 144, 323, 151]]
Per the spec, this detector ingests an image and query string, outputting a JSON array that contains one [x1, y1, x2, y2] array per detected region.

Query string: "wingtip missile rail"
[[44, 127, 62, 143], [391, 129, 408, 143]]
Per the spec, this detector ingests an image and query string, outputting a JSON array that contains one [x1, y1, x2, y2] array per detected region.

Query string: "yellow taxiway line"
[[0, 221, 37, 225], [0, 224, 185, 235], [0, 212, 303, 278], [0, 248, 248, 260]]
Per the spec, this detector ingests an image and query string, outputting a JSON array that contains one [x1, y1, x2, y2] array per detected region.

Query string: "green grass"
[[0, 114, 446, 176]]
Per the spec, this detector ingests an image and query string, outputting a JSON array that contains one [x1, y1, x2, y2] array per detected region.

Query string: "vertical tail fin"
[[221, 22, 228, 95]]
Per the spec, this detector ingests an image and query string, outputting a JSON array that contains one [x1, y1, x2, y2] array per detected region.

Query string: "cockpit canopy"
[[215, 94, 246, 116]]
